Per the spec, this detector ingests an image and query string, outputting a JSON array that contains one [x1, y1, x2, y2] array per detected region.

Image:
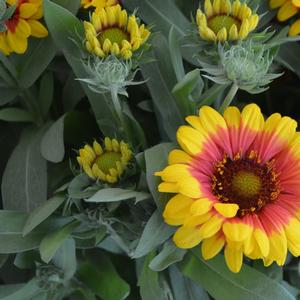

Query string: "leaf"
[[124, 0, 196, 64], [78, 254, 130, 300], [197, 83, 229, 107], [145, 143, 174, 210], [40, 115, 65, 163], [39, 72, 54, 118], [169, 265, 210, 300], [277, 43, 300, 78], [85, 188, 149, 203], [43, 0, 118, 137], [0, 211, 70, 254], [168, 26, 185, 82], [138, 252, 167, 300], [23, 194, 65, 236], [141, 34, 183, 141], [149, 241, 186, 271], [39, 219, 80, 263], [0, 108, 34, 122], [133, 210, 174, 258], [181, 250, 295, 300], [0, 279, 42, 300], [1, 127, 47, 212], [53, 238, 77, 280], [0, 87, 19, 106], [172, 69, 203, 116]]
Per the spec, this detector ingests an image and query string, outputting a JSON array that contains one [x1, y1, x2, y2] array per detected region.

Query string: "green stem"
[[110, 89, 129, 140], [219, 83, 239, 113]]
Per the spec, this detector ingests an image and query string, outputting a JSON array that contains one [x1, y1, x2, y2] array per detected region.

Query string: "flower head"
[[84, 4, 150, 60], [0, 0, 48, 55], [156, 103, 300, 273], [196, 0, 259, 42], [77, 137, 132, 183], [270, 0, 300, 36], [79, 55, 141, 96], [201, 41, 281, 93], [81, 0, 119, 9]]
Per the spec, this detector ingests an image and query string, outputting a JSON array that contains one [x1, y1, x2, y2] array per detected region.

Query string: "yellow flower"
[[156, 104, 300, 273], [196, 0, 259, 42], [81, 0, 120, 9], [270, 0, 300, 36], [0, 0, 48, 55], [84, 4, 150, 60], [77, 137, 132, 183]]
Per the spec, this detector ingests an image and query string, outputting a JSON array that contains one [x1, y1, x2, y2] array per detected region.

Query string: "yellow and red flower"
[[84, 4, 150, 60], [0, 0, 48, 55], [270, 0, 300, 36], [156, 103, 300, 273], [77, 137, 132, 183], [81, 0, 120, 10]]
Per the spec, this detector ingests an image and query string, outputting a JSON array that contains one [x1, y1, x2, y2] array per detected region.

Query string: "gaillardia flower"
[[77, 137, 132, 183], [156, 104, 300, 273], [84, 4, 150, 59], [81, 0, 119, 10], [196, 0, 259, 42], [270, 0, 300, 36], [0, 0, 48, 55]]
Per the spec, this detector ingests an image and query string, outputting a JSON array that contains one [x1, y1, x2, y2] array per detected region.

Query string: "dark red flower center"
[[212, 151, 281, 217]]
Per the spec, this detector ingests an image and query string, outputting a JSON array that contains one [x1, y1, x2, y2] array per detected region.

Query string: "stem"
[[110, 89, 129, 140], [219, 83, 239, 113]]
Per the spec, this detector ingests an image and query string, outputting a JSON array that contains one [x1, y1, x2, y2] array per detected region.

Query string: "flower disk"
[[84, 4, 150, 60], [156, 103, 300, 273], [77, 137, 132, 183], [0, 0, 48, 55], [196, 0, 259, 42], [269, 0, 300, 36]]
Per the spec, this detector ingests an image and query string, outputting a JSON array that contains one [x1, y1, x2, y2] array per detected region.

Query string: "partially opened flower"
[[77, 137, 132, 183], [84, 4, 150, 60], [270, 0, 300, 36], [0, 0, 48, 55], [81, 0, 120, 10], [196, 0, 259, 42], [156, 104, 300, 273]]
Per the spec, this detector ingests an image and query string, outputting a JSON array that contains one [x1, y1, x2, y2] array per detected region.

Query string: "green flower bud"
[[200, 41, 282, 94]]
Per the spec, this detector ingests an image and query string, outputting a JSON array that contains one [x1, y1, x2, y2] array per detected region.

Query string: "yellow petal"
[[190, 198, 212, 216], [158, 182, 179, 193], [223, 221, 252, 241], [199, 215, 223, 239], [168, 149, 192, 165], [6, 31, 27, 54], [224, 245, 243, 273], [155, 164, 191, 182], [27, 20, 48, 38], [204, 0, 214, 17], [253, 228, 270, 257], [278, 1, 298, 21], [289, 19, 300, 36], [238, 18, 250, 39], [163, 194, 194, 225], [241, 104, 264, 132], [214, 203, 239, 218], [269, 0, 287, 8], [201, 234, 225, 259], [217, 27, 227, 42], [213, 0, 221, 14], [178, 177, 202, 198], [229, 24, 239, 40], [177, 125, 205, 156], [173, 226, 202, 249], [224, 106, 240, 128], [199, 105, 227, 134], [19, 3, 38, 19], [267, 231, 287, 266]]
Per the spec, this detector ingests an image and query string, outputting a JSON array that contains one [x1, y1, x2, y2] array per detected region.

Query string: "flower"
[[84, 4, 150, 60], [196, 0, 259, 42], [270, 0, 300, 36], [77, 137, 132, 183], [0, 0, 48, 55], [200, 41, 281, 94], [78, 55, 142, 96], [81, 0, 120, 9], [155, 103, 300, 273]]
